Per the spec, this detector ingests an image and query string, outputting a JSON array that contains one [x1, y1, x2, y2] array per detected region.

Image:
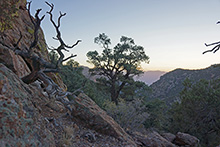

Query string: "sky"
[[30, 0, 220, 72]]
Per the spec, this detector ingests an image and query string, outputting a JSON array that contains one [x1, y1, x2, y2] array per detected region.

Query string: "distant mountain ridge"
[[149, 64, 220, 104], [81, 66, 166, 85], [134, 70, 166, 85]]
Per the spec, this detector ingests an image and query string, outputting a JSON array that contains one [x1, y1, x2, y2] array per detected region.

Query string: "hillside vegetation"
[[59, 62, 220, 146], [149, 64, 220, 104]]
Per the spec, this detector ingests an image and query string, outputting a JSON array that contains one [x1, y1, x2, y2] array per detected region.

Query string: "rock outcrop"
[[174, 132, 200, 147], [132, 131, 176, 147], [0, 63, 136, 146], [72, 93, 136, 146], [161, 132, 176, 143]]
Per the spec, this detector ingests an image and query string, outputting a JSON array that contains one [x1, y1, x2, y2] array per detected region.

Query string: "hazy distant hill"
[[134, 71, 166, 85], [80, 66, 97, 81], [149, 64, 220, 104], [81, 66, 166, 85]]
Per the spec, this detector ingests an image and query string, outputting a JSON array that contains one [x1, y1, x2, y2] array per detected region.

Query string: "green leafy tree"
[[168, 79, 220, 146], [66, 59, 79, 68], [120, 80, 151, 101], [87, 33, 149, 104], [60, 65, 85, 94]]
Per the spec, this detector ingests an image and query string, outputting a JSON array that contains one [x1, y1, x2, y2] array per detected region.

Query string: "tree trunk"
[[111, 92, 118, 105], [110, 80, 118, 105]]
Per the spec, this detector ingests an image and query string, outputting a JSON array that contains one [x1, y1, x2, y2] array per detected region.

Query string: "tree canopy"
[[168, 79, 220, 146], [87, 33, 149, 104]]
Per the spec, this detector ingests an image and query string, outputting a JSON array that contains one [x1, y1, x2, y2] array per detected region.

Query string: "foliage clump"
[[103, 98, 149, 133]]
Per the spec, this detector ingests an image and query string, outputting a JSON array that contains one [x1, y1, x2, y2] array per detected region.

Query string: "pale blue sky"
[[31, 0, 220, 71]]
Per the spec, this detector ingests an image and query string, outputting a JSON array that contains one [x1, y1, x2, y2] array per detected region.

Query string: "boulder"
[[71, 93, 136, 146], [0, 47, 30, 78], [174, 132, 200, 146], [161, 132, 176, 143], [131, 131, 176, 147]]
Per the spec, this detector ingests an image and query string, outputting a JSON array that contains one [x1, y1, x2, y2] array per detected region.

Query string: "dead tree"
[[203, 41, 220, 54], [203, 22, 220, 54], [0, 2, 81, 108]]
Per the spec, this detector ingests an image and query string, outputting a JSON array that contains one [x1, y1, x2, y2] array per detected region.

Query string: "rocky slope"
[[149, 65, 220, 104], [0, 63, 136, 146], [0, 0, 200, 146], [1, 62, 201, 146]]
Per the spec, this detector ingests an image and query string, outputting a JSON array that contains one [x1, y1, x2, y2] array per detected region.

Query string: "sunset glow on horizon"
[[31, 0, 220, 72]]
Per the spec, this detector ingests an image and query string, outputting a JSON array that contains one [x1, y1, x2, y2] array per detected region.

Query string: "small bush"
[[104, 98, 149, 133]]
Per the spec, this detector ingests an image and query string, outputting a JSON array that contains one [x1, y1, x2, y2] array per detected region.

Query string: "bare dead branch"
[[62, 48, 70, 52], [205, 41, 220, 47], [63, 54, 77, 62], [27, 2, 45, 53], [42, 68, 59, 73], [52, 37, 59, 40], [58, 11, 66, 28], [46, 1, 81, 68], [65, 40, 82, 48], [27, 2, 45, 28], [46, 2, 58, 33], [203, 21, 220, 54], [203, 42, 220, 54], [27, 1, 35, 25]]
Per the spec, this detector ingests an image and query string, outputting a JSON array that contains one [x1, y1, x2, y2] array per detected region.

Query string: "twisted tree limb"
[[0, 1, 82, 111], [203, 41, 220, 54], [46, 2, 81, 69], [27, 2, 45, 53], [203, 21, 220, 54]]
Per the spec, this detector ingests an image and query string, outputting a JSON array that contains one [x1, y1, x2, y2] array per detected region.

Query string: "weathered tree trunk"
[[111, 91, 118, 105], [110, 79, 118, 105]]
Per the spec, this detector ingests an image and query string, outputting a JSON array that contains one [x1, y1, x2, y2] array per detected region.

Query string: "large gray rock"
[[174, 132, 200, 146], [131, 131, 176, 147], [161, 132, 176, 143]]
